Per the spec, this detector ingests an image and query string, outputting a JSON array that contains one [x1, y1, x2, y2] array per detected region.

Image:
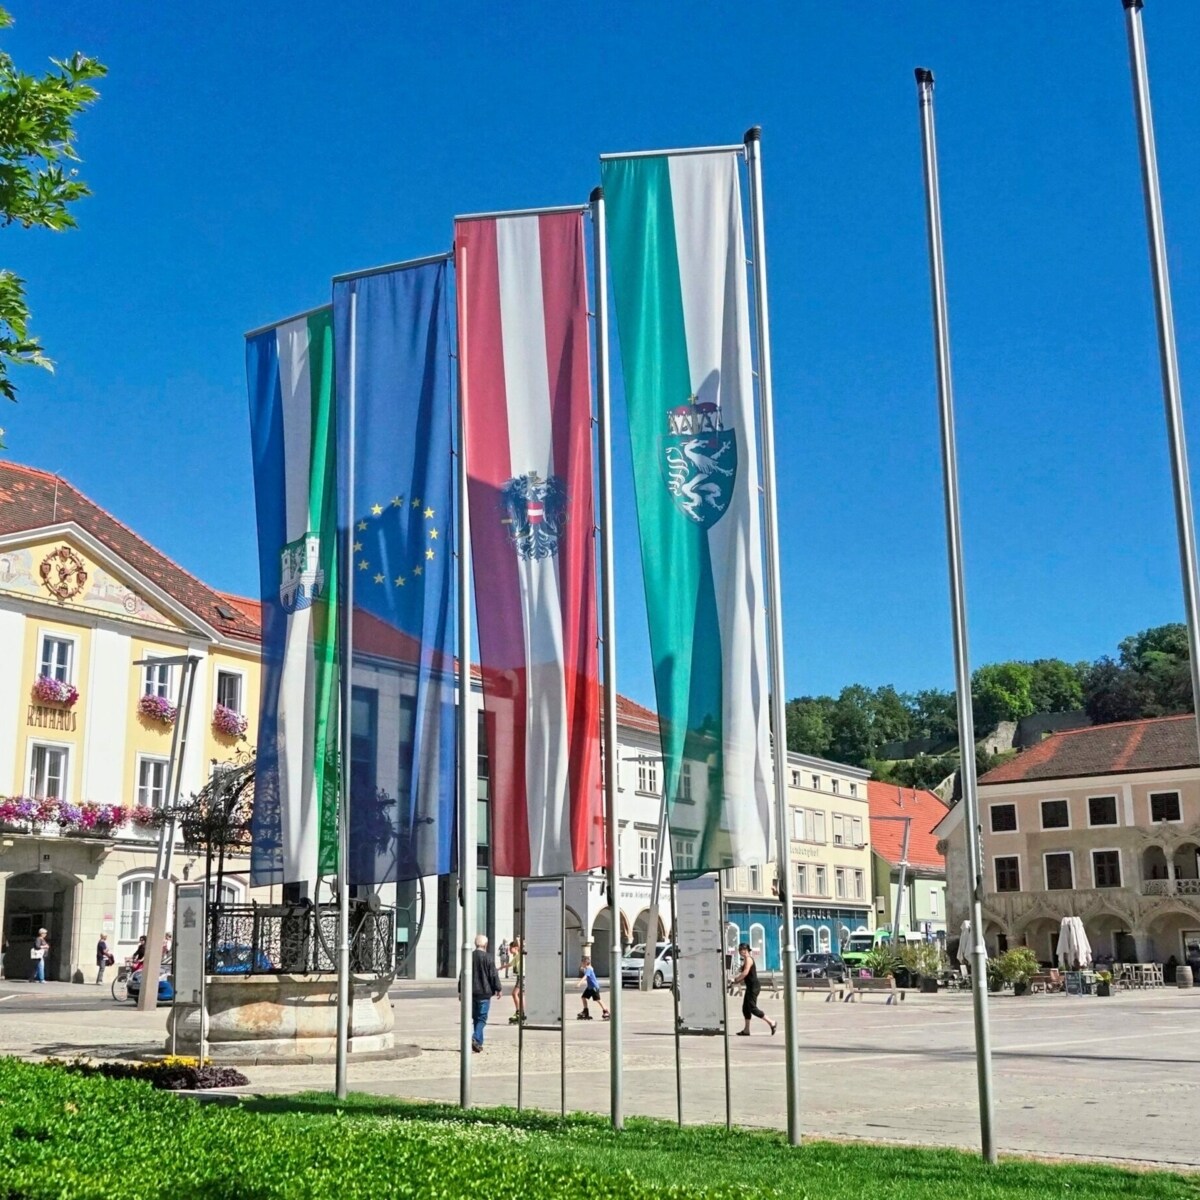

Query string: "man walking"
[[470, 934, 502, 1053]]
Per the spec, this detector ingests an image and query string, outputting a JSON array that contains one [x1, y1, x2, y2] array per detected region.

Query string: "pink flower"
[[138, 694, 177, 725], [212, 703, 248, 738], [32, 676, 79, 706]]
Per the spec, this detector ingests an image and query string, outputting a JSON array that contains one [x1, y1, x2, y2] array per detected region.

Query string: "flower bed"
[[212, 703, 248, 738], [138, 693, 177, 726], [31, 675, 79, 706], [0, 797, 164, 837]]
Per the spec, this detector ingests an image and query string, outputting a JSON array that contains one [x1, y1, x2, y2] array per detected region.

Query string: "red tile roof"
[[866, 781, 947, 873], [978, 713, 1199, 784], [615, 693, 658, 735], [0, 460, 261, 643]]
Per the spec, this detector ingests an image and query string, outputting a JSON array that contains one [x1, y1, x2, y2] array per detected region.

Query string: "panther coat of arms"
[[659, 399, 737, 527], [500, 471, 567, 561]]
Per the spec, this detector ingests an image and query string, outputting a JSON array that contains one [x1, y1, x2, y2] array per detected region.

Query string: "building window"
[[795, 864, 807, 894], [812, 811, 826, 844], [639, 834, 657, 879], [721, 857, 735, 891], [930, 890, 939, 915], [995, 856, 1020, 892], [814, 865, 827, 896], [215, 670, 242, 713], [142, 660, 172, 698], [679, 761, 692, 803], [832, 814, 845, 846], [989, 804, 1017, 833], [28, 744, 68, 799], [835, 867, 846, 898], [792, 810, 805, 840], [1093, 850, 1122, 889], [853, 869, 865, 900], [831, 779, 839, 795], [849, 782, 858, 798], [1041, 799, 1070, 830], [851, 816, 863, 846], [811, 774, 821, 791], [1044, 852, 1074, 891], [637, 759, 658, 795], [673, 837, 695, 873], [136, 758, 169, 808], [791, 770, 801, 787], [818, 926, 831, 951], [1088, 795, 1118, 827], [748, 864, 761, 893], [476, 713, 490, 800], [40, 635, 74, 683], [119, 877, 154, 941], [1150, 791, 1181, 823]]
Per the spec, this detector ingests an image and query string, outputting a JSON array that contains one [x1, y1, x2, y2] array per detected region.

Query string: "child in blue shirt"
[[578, 956, 609, 1020]]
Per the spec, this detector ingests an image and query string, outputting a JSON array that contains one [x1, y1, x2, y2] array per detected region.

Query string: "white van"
[[619, 941, 675, 989]]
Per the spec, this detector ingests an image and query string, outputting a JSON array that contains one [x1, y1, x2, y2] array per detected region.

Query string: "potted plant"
[[862, 946, 900, 981], [32, 675, 79, 707], [212, 703, 248, 739], [999, 947, 1039, 996], [899, 942, 944, 992], [1095, 970, 1112, 997], [138, 693, 177, 727]]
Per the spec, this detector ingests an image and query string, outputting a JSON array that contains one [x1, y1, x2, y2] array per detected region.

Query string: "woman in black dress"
[[734, 942, 776, 1036]]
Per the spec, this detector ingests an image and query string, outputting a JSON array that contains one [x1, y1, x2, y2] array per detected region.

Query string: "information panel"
[[521, 881, 564, 1029], [173, 883, 205, 1006], [675, 874, 725, 1033]]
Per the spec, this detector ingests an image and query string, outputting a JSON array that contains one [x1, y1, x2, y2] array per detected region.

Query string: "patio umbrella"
[[1056, 916, 1093, 969], [957, 919, 976, 964]]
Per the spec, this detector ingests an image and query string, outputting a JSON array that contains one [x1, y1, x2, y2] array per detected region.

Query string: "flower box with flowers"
[[32, 676, 79, 707], [0, 797, 144, 838], [212, 703, 248, 739], [139, 694, 178, 726]]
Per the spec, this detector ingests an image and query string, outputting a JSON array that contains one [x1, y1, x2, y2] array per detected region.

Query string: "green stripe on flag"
[[602, 156, 725, 870], [306, 309, 340, 877]]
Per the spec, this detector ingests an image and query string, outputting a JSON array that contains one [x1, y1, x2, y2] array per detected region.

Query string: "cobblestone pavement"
[[3, 978, 1198, 1168]]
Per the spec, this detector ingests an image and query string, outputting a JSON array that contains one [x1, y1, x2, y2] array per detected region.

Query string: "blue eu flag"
[[334, 258, 456, 885]]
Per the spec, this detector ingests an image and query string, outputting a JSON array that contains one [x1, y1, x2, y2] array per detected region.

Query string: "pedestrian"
[[96, 932, 113, 986], [733, 942, 776, 1037], [508, 939, 523, 1024], [499, 938, 510, 978], [1, 934, 8, 979], [132, 935, 147, 965], [30, 927, 49, 983], [162, 932, 172, 963], [578, 956, 609, 1021], [469, 934, 502, 1053]]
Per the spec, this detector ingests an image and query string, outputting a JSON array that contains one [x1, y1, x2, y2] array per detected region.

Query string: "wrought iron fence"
[[207, 902, 395, 977]]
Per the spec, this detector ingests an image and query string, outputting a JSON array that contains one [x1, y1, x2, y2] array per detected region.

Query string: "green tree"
[[1027, 658, 1085, 713], [785, 696, 834, 758], [911, 688, 957, 742], [970, 661, 1035, 731], [0, 10, 104, 433]]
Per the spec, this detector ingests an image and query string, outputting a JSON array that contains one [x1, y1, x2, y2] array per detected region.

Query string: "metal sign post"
[[172, 882, 205, 1059]]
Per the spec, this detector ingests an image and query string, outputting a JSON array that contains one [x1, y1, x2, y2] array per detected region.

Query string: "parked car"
[[126, 964, 173, 1005], [620, 942, 676, 989], [210, 942, 274, 975], [796, 951, 848, 981]]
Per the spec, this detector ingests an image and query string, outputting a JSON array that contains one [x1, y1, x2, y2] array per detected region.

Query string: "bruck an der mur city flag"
[[602, 149, 773, 871], [246, 308, 340, 887], [454, 210, 604, 878], [333, 257, 457, 887]]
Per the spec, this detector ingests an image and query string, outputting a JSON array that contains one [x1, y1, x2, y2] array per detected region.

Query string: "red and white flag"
[[455, 210, 604, 878]]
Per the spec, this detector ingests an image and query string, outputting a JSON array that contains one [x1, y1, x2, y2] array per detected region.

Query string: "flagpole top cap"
[[590, 186, 603, 204], [915, 67, 935, 87], [1122, 0, 1143, 10], [743, 126, 762, 146]]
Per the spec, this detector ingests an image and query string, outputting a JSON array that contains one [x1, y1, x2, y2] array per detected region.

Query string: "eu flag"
[[333, 258, 456, 885]]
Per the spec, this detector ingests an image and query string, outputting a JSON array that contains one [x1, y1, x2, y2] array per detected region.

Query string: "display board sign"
[[675, 874, 725, 1033], [521, 880, 564, 1029], [173, 883, 205, 1005]]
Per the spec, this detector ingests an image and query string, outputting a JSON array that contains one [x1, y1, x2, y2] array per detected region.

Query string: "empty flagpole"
[[914, 68, 997, 1164], [335, 290, 358, 1101], [743, 126, 801, 1148], [590, 185, 624, 1131], [457, 246, 477, 1108], [1122, 0, 1200, 758]]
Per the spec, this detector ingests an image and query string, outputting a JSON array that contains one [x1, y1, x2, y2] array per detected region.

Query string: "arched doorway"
[[796, 925, 816, 955], [1142, 845, 1169, 884], [565, 906, 584, 978], [3, 870, 79, 982], [1019, 916, 1061, 966], [589, 907, 630, 976], [632, 908, 664, 949], [1173, 842, 1200, 889]]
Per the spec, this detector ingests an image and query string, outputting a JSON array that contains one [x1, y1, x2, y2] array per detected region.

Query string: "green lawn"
[[0, 1058, 1196, 1199]]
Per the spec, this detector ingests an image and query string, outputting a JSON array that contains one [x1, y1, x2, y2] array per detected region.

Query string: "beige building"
[[936, 715, 1200, 966], [0, 462, 262, 982]]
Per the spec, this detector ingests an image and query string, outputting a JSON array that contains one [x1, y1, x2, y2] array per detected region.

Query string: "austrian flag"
[[455, 210, 604, 879]]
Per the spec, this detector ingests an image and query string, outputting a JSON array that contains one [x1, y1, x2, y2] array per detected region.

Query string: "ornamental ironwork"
[[39, 544, 88, 602]]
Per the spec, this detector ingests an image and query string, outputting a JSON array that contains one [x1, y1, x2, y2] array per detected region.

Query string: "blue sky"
[[5, 3, 1200, 707]]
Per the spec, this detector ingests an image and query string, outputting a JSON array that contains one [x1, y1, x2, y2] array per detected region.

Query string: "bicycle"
[[111, 959, 135, 1003]]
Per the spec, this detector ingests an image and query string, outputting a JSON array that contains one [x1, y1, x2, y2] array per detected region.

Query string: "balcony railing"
[[1141, 878, 1200, 897]]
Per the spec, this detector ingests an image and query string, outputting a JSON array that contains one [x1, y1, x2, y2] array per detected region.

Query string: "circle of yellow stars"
[[354, 494, 438, 592]]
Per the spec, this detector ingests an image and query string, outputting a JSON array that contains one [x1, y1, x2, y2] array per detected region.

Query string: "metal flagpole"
[[914, 68, 997, 1164], [456, 245, 478, 1108], [743, 125, 801, 1149], [335, 289, 358, 1100], [1122, 0, 1200, 756], [590, 185, 624, 1131]]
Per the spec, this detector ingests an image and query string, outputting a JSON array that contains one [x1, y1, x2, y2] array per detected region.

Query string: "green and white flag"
[[602, 149, 773, 871], [245, 309, 340, 887]]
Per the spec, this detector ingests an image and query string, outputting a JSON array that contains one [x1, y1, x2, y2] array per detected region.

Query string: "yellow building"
[[0, 461, 262, 982]]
